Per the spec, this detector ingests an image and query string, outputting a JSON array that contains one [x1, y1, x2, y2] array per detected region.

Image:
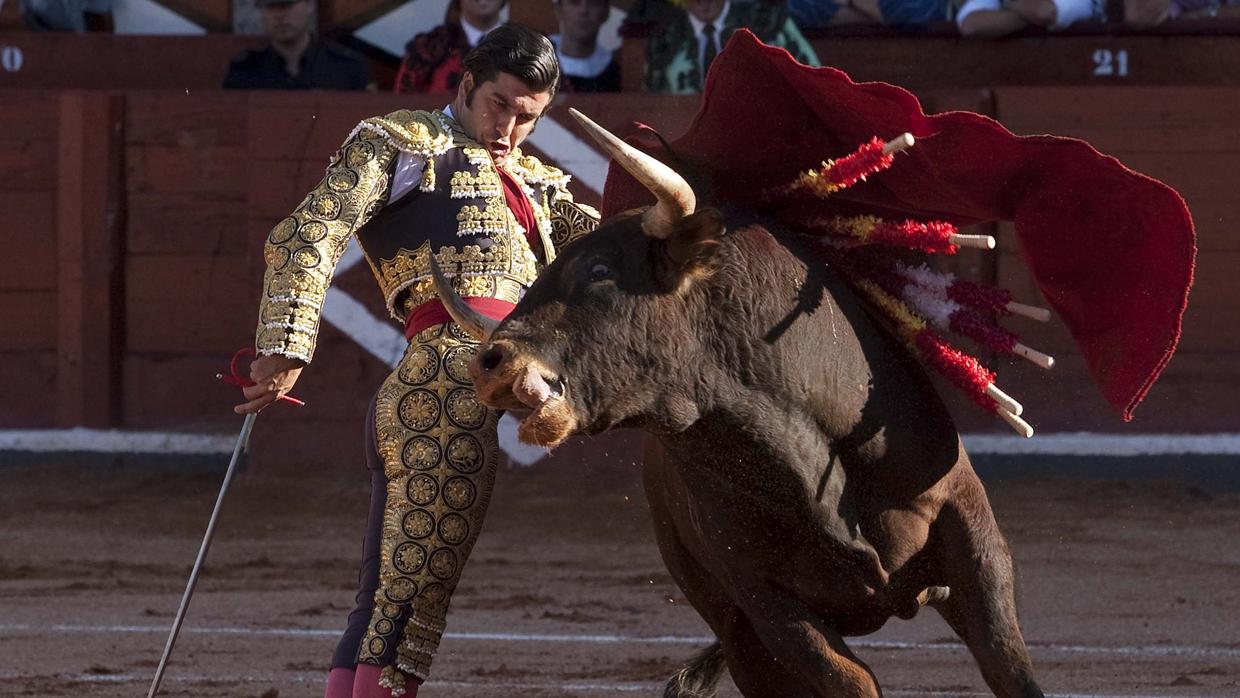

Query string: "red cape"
[[602, 30, 1195, 422]]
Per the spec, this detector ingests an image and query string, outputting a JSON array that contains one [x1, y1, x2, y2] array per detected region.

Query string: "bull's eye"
[[588, 262, 611, 281]]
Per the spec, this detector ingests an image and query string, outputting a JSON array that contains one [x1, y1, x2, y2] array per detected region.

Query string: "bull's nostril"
[[480, 345, 505, 372]]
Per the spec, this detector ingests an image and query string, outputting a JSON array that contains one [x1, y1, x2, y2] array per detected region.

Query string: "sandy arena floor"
[[1, 452, 1238, 697]]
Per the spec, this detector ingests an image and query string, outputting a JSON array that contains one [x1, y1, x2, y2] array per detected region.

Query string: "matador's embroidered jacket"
[[255, 108, 600, 362]]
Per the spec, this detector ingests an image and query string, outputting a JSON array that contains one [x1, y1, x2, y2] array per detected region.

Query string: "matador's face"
[[455, 71, 552, 164]]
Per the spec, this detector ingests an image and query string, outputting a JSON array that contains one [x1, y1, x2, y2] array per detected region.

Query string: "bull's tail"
[[664, 641, 727, 698]]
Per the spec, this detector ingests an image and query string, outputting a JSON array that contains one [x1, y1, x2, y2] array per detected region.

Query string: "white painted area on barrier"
[[111, 0, 206, 35], [322, 287, 408, 367], [525, 115, 609, 196]]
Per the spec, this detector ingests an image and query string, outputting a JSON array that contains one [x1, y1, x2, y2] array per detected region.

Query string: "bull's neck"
[[672, 223, 953, 457], [657, 391, 828, 484], [675, 228, 846, 437]]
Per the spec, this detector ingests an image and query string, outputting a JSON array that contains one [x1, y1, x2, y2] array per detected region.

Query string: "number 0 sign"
[[1, 46, 23, 73]]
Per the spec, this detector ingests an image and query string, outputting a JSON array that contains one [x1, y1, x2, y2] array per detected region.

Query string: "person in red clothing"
[[394, 0, 507, 93], [239, 24, 598, 697]]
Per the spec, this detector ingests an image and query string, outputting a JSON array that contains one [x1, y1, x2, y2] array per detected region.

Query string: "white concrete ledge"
[[0, 428, 237, 455], [1, 430, 1239, 458], [962, 432, 1240, 457]]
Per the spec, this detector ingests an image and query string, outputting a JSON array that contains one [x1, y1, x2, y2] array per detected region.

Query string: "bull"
[[433, 110, 1045, 698]]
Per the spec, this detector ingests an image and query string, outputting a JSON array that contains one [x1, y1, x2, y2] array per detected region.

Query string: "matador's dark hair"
[[463, 24, 561, 102]]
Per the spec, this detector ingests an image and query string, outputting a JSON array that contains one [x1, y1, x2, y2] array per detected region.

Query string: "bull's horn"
[[568, 107, 695, 239], [429, 255, 499, 342]]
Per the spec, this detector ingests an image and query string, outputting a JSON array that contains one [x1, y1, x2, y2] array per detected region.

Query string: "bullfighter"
[[235, 24, 598, 697]]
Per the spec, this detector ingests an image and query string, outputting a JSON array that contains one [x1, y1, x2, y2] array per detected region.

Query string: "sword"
[[147, 411, 258, 698]]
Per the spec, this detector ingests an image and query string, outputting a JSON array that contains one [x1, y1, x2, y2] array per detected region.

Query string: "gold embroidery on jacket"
[[352, 111, 453, 198], [505, 149, 571, 191], [448, 169, 502, 200], [255, 129, 396, 362], [461, 146, 492, 168], [255, 109, 598, 360], [352, 110, 454, 159], [549, 199, 601, 252], [374, 233, 538, 318], [455, 198, 511, 237]]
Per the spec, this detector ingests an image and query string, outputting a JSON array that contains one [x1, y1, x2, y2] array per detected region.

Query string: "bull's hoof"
[[665, 641, 727, 698], [896, 585, 951, 619], [921, 585, 951, 606]]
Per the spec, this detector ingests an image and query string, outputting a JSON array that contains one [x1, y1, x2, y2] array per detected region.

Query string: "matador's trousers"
[[329, 322, 500, 692]]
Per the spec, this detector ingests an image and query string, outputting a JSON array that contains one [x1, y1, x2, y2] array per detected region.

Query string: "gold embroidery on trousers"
[[358, 324, 500, 683]]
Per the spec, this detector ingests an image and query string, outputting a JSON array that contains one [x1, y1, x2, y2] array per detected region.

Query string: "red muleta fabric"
[[602, 30, 1196, 422]]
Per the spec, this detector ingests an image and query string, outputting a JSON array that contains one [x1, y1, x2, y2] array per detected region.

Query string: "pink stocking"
[[352, 663, 420, 698], [324, 667, 355, 698]]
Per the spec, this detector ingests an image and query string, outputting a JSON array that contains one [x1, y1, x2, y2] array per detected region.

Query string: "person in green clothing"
[[638, 0, 820, 93]]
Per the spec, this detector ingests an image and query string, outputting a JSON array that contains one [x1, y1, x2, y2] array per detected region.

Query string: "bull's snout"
[[469, 340, 567, 411], [473, 342, 509, 377], [468, 340, 521, 409], [468, 338, 578, 447]]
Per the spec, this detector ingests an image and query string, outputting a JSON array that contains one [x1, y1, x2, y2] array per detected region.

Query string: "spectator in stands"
[[551, 0, 620, 92], [19, 0, 113, 31], [394, 0, 507, 93], [1124, 0, 1240, 28], [223, 0, 372, 90], [956, 0, 1101, 37], [641, 0, 821, 93], [789, 0, 950, 28]]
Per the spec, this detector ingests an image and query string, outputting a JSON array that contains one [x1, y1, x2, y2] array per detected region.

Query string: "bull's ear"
[[661, 208, 726, 290]]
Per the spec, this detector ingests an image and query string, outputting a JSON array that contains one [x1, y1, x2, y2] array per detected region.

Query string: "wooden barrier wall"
[[1, 92, 58, 428], [1, 87, 1233, 467]]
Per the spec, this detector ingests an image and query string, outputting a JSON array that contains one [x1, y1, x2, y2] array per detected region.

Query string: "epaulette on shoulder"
[[348, 109, 453, 158], [507, 150, 572, 191]]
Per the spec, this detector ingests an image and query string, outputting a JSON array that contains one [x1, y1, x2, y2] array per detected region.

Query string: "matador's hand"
[[234, 354, 307, 414]]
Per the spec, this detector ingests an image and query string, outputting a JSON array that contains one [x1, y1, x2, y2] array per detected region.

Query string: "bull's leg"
[[644, 443, 733, 698], [645, 524, 818, 698], [932, 471, 1044, 698], [720, 605, 878, 698], [644, 443, 878, 698], [644, 443, 815, 698]]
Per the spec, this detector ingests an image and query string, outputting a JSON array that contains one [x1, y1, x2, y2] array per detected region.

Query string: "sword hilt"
[[218, 347, 305, 406]]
